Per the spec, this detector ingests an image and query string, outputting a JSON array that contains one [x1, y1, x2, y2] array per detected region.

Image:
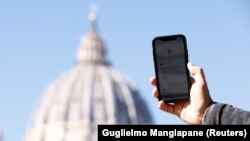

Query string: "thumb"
[[187, 62, 206, 85]]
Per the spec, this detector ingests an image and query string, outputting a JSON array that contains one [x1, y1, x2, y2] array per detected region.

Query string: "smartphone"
[[152, 34, 190, 103]]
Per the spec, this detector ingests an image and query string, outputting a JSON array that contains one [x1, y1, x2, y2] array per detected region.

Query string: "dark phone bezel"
[[152, 34, 190, 103]]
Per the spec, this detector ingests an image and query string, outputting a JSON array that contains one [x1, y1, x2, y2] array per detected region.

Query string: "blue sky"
[[0, 0, 250, 141]]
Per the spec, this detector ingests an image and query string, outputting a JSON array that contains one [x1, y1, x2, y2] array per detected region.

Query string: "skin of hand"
[[150, 62, 213, 124]]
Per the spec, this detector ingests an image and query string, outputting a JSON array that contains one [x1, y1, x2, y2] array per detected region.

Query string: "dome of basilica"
[[24, 11, 153, 141]]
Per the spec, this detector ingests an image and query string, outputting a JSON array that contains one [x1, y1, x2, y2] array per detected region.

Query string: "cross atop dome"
[[88, 5, 98, 24]]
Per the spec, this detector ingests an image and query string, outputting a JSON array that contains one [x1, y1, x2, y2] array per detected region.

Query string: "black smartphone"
[[152, 34, 190, 103]]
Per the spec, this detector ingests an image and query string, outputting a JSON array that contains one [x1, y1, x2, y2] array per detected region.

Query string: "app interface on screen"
[[155, 38, 189, 98]]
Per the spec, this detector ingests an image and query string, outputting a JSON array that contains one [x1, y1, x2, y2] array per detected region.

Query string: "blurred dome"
[[24, 10, 153, 141]]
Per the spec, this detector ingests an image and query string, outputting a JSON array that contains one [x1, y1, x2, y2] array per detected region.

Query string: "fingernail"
[[188, 62, 195, 67]]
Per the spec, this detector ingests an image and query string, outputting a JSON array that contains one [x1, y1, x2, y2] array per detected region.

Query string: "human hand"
[[150, 62, 213, 124]]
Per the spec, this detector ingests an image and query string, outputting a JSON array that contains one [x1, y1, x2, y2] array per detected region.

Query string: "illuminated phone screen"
[[153, 35, 190, 103]]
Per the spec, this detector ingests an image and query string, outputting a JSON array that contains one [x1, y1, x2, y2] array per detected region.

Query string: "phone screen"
[[153, 34, 190, 103]]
